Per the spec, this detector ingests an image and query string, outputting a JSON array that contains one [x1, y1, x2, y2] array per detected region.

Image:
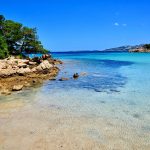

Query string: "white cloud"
[[114, 22, 127, 27], [114, 22, 119, 26], [122, 23, 127, 27]]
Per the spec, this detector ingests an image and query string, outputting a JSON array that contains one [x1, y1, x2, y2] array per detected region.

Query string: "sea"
[[0, 52, 150, 149]]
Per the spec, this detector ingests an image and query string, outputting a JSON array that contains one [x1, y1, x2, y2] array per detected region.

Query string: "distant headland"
[[103, 44, 150, 53], [52, 44, 150, 53]]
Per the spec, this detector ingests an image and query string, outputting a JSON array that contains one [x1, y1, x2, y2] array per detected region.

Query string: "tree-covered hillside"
[[0, 15, 48, 59], [143, 44, 150, 49]]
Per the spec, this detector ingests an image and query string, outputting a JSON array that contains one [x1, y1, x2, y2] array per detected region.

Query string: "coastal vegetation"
[[0, 15, 63, 95], [129, 44, 150, 52], [143, 44, 150, 49], [0, 15, 48, 59]]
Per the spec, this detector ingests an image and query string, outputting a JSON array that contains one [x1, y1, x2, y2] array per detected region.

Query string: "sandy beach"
[[0, 91, 149, 150]]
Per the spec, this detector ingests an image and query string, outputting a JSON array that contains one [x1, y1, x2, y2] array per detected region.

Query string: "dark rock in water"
[[110, 89, 120, 92], [49, 78, 56, 81], [12, 85, 23, 91], [59, 77, 69, 81], [73, 73, 79, 79], [94, 89, 102, 92], [133, 113, 140, 119], [100, 101, 106, 104]]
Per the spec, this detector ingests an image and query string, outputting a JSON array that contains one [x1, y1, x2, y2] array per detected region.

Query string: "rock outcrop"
[[0, 56, 62, 78], [36, 60, 53, 71], [0, 55, 62, 95]]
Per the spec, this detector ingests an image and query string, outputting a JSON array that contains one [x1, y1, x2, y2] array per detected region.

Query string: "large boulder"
[[42, 60, 53, 69], [17, 62, 28, 68], [31, 68, 37, 72], [0, 62, 7, 69], [28, 61, 37, 65], [36, 60, 53, 71], [12, 85, 23, 91], [0, 68, 17, 77], [17, 68, 31, 75], [36, 65, 42, 71]]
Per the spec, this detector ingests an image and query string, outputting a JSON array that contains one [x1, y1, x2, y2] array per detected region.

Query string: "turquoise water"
[[4, 52, 150, 128], [25, 52, 150, 132], [53, 53, 150, 110], [0, 52, 150, 149], [49, 52, 150, 134]]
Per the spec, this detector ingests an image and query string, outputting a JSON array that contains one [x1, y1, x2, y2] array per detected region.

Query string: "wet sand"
[[0, 97, 149, 150]]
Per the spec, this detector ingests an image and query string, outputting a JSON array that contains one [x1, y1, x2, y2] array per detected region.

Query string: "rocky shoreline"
[[0, 55, 62, 95]]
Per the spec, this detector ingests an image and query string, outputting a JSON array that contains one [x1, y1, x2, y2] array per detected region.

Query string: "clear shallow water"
[[49, 52, 150, 126], [0, 52, 150, 149]]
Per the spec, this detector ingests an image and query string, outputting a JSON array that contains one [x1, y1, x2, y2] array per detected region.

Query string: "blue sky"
[[0, 0, 150, 51]]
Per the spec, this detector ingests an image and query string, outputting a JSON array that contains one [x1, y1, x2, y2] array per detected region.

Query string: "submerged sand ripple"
[[0, 100, 149, 150]]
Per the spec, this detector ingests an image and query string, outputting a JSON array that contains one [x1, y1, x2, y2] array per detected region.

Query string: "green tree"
[[2, 20, 23, 54], [0, 35, 9, 59], [0, 15, 5, 35], [0, 15, 9, 58], [0, 15, 48, 59], [20, 27, 48, 54], [143, 44, 150, 49]]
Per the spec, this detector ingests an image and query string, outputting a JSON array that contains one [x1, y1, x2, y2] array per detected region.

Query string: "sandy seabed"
[[0, 98, 149, 150]]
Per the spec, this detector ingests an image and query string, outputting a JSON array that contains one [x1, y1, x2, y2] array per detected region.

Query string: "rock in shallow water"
[[73, 73, 79, 79], [59, 77, 69, 81]]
